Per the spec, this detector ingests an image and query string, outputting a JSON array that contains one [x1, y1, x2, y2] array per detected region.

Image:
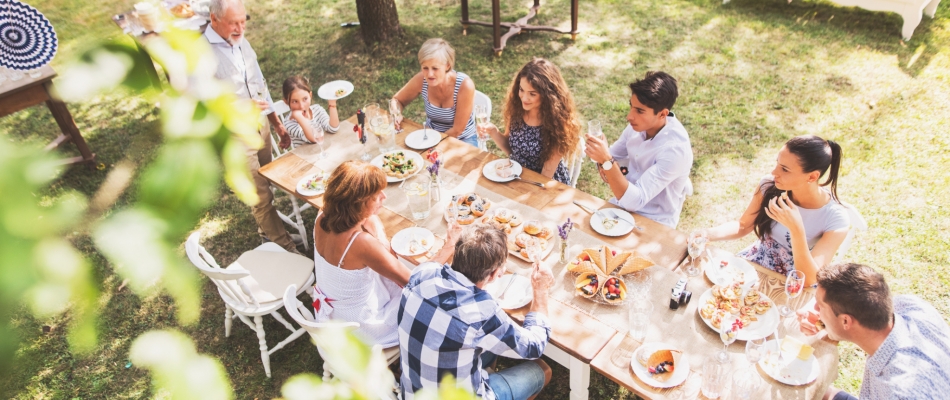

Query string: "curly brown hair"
[[318, 161, 387, 234], [503, 58, 581, 164]]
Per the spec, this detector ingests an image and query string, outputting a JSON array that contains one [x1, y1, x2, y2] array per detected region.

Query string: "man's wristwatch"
[[599, 158, 616, 171]]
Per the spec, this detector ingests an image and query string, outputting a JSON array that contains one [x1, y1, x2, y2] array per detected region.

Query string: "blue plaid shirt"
[[398, 262, 551, 399], [860, 295, 950, 399]]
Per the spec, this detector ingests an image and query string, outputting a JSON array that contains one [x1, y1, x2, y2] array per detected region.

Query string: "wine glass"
[[587, 120, 604, 163], [389, 99, 403, 133], [525, 238, 542, 263], [474, 105, 490, 151], [716, 314, 740, 363], [778, 270, 806, 318], [686, 230, 707, 277], [745, 337, 767, 369], [313, 129, 327, 159], [445, 197, 459, 226]]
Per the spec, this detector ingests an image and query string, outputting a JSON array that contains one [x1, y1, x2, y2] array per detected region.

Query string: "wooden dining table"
[[259, 114, 835, 399]]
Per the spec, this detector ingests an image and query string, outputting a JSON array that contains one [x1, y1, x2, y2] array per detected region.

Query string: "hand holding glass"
[[475, 105, 491, 151], [389, 99, 403, 132]]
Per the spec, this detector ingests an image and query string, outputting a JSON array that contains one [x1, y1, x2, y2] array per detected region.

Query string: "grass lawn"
[[2, 0, 948, 398]]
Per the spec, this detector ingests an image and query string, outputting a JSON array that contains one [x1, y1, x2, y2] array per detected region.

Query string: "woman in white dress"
[[312, 161, 459, 347]]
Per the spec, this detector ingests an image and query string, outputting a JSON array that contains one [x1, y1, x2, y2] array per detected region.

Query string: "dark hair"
[[817, 263, 892, 331], [452, 225, 508, 284], [503, 58, 581, 164], [628, 71, 678, 114], [282, 76, 311, 101], [753, 135, 844, 238], [318, 161, 387, 234]]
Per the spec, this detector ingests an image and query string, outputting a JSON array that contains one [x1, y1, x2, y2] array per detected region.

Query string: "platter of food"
[[697, 283, 778, 341], [758, 337, 820, 385], [505, 220, 556, 262], [371, 150, 423, 182], [443, 193, 498, 226], [705, 254, 758, 288], [391, 227, 435, 257], [482, 159, 523, 183], [567, 245, 655, 305], [317, 80, 354, 100], [443, 194, 554, 262], [631, 343, 689, 388], [296, 170, 328, 197]]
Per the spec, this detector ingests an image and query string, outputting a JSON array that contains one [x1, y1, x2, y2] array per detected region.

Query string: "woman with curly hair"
[[479, 58, 581, 185]]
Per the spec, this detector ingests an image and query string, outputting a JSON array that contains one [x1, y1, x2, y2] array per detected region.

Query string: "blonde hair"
[[417, 38, 456, 70]]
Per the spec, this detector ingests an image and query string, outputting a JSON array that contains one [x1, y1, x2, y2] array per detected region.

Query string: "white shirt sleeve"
[[615, 141, 692, 212]]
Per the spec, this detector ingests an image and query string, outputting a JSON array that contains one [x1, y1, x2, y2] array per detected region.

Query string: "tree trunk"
[[355, 0, 402, 45]]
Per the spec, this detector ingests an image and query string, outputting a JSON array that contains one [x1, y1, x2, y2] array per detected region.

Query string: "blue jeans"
[[483, 353, 545, 400], [459, 134, 479, 147], [832, 391, 859, 400]]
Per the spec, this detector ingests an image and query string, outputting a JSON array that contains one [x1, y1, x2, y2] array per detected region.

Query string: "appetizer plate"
[[405, 128, 442, 149], [697, 288, 779, 341], [630, 342, 690, 388], [758, 339, 820, 385], [505, 224, 557, 263], [317, 80, 354, 100], [484, 274, 533, 309], [296, 171, 328, 197], [482, 159, 523, 183], [705, 254, 759, 288], [590, 209, 636, 237], [391, 227, 435, 257], [371, 150, 424, 183]]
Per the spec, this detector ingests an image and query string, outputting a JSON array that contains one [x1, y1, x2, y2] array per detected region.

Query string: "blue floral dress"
[[508, 121, 570, 185]]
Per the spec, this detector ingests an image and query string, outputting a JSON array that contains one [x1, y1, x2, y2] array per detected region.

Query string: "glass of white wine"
[[686, 230, 707, 277], [475, 105, 490, 151]]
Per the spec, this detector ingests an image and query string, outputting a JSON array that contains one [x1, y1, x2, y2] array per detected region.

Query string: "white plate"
[[590, 209, 635, 237], [757, 339, 820, 385], [405, 128, 442, 149], [371, 150, 424, 183], [484, 274, 533, 309], [296, 171, 328, 197], [391, 227, 435, 257], [697, 288, 779, 341], [317, 80, 354, 100], [481, 159, 523, 183], [705, 254, 759, 288], [630, 342, 690, 388]]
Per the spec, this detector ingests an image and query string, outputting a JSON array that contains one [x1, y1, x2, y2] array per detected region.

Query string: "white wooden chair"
[[835, 202, 868, 262], [185, 232, 316, 378], [282, 284, 400, 381], [269, 100, 312, 250]]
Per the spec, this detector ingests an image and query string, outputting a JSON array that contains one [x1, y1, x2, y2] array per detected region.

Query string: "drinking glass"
[[5, 67, 24, 82], [716, 314, 739, 363], [389, 99, 403, 133], [28, 68, 43, 79], [701, 357, 725, 399], [525, 238, 542, 263], [313, 129, 327, 159], [402, 175, 431, 221], [372, 114, 396, 153], [628, 299, 653, 342], [445, 196, 459, 226], [474, 105, 491, 151], [778, 270, 806, 318], [629, 271, 653, 300], [686, 230, 707, 277], [744, 337, 767, 366], [730, 373, 760, 400]]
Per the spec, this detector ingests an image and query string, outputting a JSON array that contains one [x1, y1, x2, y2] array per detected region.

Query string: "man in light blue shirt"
[[584, 71, 693, 228], [798, 263, 950, 399]]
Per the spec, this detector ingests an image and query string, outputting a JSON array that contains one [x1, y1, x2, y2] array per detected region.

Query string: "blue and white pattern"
[[508, 121, 570, 185], [0, 0, 58, 70], [738, 234, 794, 276], [398, 262, 550, 400], [860, 295, 950, 399], [422, 71, 477, 141]]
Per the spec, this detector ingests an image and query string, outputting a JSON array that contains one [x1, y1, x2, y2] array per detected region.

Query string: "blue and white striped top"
[[422, 71, 477, 141]]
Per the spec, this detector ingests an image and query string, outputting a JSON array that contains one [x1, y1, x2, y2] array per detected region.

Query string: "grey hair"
[[209, 0, 242, 19]]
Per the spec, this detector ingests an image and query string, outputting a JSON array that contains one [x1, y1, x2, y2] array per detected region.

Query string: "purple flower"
[[557, 218, 574, 240], [426, 159, 441, 176]]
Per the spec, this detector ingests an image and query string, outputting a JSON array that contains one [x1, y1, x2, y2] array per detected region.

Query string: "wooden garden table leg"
[[571, 0, 579, 40], [461, 0, 470, 34], [492, 0, 502, 55]]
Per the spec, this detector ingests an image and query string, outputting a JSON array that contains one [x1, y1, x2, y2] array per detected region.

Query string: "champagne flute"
[[445, 196, 459, 226], [474, 105, 490, 151], [716, 314, 739, 363], [525, 238, 542, 263], [778, 270, 806, 318], [745, 337, 767, 369], [389, 98, 403, 133], [314, 129, 327, 159], [686, 230, 707, 277], [587, 120, 604, 163]]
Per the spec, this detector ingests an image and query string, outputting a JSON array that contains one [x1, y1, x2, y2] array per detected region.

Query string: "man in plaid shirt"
[[398, 225, 555, 400]]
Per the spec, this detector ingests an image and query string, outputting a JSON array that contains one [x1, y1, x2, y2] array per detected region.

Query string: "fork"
[[422, 121, 430, 141], [606, 210, 644, 231], [498, 274, 518, 300], [511, 174, 545, 188]]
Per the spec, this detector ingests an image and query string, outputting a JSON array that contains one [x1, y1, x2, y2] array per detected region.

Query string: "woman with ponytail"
[[702, 135, 850, 285]]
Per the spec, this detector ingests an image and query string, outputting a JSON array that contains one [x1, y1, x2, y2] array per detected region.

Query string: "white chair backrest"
[[185, 232, 261, 308], [270, 100, 294, 158], [835, 202, 868, 261], [566, 137, 585, 187], [283, 284, 359, 338], [474, 90, 492, 116]]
